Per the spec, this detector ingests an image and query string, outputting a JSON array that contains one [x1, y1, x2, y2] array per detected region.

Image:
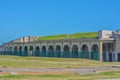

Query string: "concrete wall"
[[98, 30, 112, 39]]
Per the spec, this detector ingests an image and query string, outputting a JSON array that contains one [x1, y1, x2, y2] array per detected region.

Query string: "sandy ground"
[[0, 66, 120, 75]]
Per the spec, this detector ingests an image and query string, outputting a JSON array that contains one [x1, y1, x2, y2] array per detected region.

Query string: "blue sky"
[[0, 0, 120, 44]]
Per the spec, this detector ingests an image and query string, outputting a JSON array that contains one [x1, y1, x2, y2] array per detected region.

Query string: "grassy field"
[[0, 71, 120, 80], [36, 32, 98, 41], [0, 56, 120, 68], [0, 55, 120, 80]]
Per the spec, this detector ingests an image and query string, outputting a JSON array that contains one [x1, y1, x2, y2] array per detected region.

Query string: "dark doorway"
[[109, 53, 112, 62], [118, 53, 120, 62]]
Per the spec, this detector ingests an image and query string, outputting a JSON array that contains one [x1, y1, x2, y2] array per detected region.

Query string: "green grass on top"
[[69, 32, 98, 39], [36, 34, 68, 40], [36, 32, 98, 41]]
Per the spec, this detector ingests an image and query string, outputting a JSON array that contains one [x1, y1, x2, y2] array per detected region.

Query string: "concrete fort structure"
[[0, 30, 120, 62]]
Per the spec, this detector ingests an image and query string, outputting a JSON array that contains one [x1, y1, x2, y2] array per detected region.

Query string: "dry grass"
[[0, 56, 120, 80]]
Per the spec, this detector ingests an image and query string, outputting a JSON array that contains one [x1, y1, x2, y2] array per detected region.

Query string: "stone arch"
[[24, 46, 28, 56], [5, 47, 8, 51], [41, 46, 46, 57], [35, 46, 40, 56], [72, 45, 78, 58], [29, 46, 34, 56], [19, 46, 22, 51], [9, 46, 12, 51], [24, 46, 28, 51], [56, 45, 61, 57], [19, 46, 22, 56], [81, 44, 89, 59], [14, 46, 18, 51], [14, 46, 18, 55], [91, 44, 99, 60], [48, 45, 54, 57], [63, 45, 70, 58]]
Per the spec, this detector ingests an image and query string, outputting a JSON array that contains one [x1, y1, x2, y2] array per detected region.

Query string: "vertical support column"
[[28, 45, 30, 56], [89, 49, 91, 59], [61, 43, 63, 58], [46, 44, 49, 57], [89, 42, 92, 59], [54, 46, 56, 57], [21, 46, 24, 56], [78, 42, 81, 58], [70, 47, 72, 58], [33, 45, 35, 56], [99, 41, 103, 62], [78, 48, 81, 58]]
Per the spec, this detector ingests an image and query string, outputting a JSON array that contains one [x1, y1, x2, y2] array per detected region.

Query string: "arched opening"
[[91, 44, 99, 60], [9, 47, 13, 55], [24, 46, 28, 56], [4, 47, 8, 55], [9, 47, 12, 51], [63, 45, 70, 58], [35, 46, 40, 56], [14, 46, 18, 55], [41, 46, 46, 57], [29, 46, 33, 56], [19, 46, 22, 56], [81, 45, 89, 59], [72, 45, 78, 58], [56, 45, 61, 58], [14, 46, 17, 51], [48, 45, 54, 57]]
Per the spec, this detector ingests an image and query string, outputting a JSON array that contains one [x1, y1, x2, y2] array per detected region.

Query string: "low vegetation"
[[0, 71, 120, 80], [0, 56, 120, 80], [36, 32, 98, 41], [0, 56, 120, 68]]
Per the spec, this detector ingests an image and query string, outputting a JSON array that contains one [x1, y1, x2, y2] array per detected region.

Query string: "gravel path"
[[0, 66, 120, 74]]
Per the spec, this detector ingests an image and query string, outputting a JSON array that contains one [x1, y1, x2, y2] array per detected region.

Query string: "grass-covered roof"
[[36, 32, 98, 41]]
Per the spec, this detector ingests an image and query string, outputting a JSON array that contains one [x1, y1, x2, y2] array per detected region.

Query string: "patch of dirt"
[[18, 71, 73, 75]]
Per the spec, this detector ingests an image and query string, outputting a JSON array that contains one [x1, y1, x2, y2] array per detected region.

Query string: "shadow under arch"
[[14, 46, 18, 55], [41, 46, 46, 57], [34, 46, 40, 56], [24, 46, 28, 56], [29, 46, 34, 56], [56, 45, 61, 58], [19, 46, 22, 56], [72, 45, 78, 58], [48, 45, 54, 57], [91, 44, 99, 60], [63, 45, 70, 58], [81, 45, 89, 59]]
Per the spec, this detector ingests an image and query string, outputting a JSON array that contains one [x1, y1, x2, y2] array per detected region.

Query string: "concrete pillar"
[[99, 41, 103, 62], [54, 46, 56, 57], [78, 43, 82, 58], [46, 45, 49, 57], [60, 43, 64, 58], [21, 46, 24, 56], [69, 47, 72, 58], [33, 46, 35, 56], [89, 49, 91, 59], [78, 47, 81, 58]]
